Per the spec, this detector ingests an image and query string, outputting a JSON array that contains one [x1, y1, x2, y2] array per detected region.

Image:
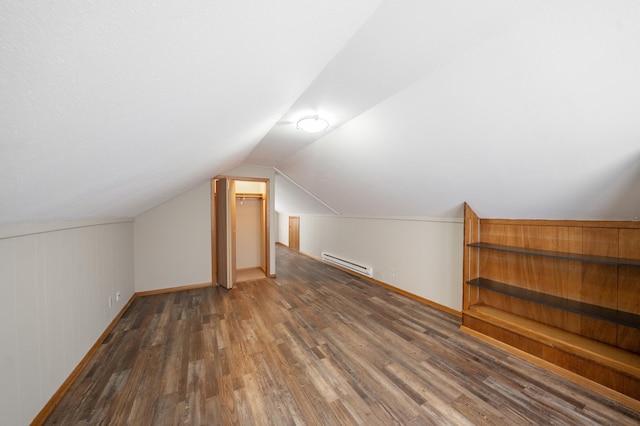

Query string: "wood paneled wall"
[[461, 204, 640, 402], [0, 221, 135, 425], [475, 221, 640, 353]]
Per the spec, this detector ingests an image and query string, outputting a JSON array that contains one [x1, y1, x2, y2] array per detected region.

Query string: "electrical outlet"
[[116, 290, 120, 302], [390, 269, 395, 277]]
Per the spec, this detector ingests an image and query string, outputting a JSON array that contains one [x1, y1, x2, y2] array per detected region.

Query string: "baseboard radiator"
[[321, 252, 373, 278]]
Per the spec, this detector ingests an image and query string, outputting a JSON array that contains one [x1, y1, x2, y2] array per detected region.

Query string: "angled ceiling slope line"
[[274, 168, 339, 216]]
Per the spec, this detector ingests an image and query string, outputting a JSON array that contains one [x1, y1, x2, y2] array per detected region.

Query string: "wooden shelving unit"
[[461, 203, 640, 402], [466, 241, 640, 267], [467, 277, 640, 328]]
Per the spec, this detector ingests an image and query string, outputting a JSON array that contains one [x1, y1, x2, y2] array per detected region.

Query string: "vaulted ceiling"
[[2, 1, 639, 226]]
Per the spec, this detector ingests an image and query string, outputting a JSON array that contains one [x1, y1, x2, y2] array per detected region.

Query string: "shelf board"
[[467, 242, 640, 267], [463, 305, 640, 378], [467, 277, 640, 329]]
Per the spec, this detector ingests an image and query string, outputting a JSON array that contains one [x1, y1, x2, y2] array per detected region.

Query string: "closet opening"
[[212, 177, 269, 289]]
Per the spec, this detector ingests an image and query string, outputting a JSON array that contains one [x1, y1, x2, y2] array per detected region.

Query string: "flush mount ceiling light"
[[296, 115, 329, 133]]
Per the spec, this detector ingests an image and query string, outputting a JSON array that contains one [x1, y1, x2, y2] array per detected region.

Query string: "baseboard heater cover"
[[321, 252, 373, 278]]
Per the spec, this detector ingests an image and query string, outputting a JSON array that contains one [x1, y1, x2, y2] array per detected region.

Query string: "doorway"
[[212, 177, 270, 289], [288, 216, 300, 251]]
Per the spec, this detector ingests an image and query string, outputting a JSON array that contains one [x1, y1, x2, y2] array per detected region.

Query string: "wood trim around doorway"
[[288, 216, 300, 251], [211, 176, 271, 287]]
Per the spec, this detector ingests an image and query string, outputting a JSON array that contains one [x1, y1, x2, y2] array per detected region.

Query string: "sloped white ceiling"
[[2, 1, 640, 225], [268, 0, 640, 220], [0, 0, 382, 225]]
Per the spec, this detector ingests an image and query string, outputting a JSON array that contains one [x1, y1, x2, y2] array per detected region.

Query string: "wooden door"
[[215, 177, 270, 286], [261, 196, 267, 273], [229, 179, 237, 286], [215, 178, 237, 289], [211, 180, 217, 286], [215, 178, 230, 288], [289, 216, 300, 251]]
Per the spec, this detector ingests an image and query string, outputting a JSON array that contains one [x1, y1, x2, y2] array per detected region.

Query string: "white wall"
[[278, 212, 289, 245], [0, 220, 134, 425], [134, 165, 276, 291], [236, 198, 262, 269], [235, 180, 266, 194], [299, 215, 464, 311], [134, 182, 212, 292]]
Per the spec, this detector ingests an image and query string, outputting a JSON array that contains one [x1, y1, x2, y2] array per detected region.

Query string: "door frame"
[[288, 216, 300, 251], [211, 176, 270, 288], [213, 178, 236, 289]]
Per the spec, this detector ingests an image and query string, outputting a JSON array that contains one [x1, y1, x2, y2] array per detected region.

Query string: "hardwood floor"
[[44, 245, 640, 425], [236, 268, 267, 283]]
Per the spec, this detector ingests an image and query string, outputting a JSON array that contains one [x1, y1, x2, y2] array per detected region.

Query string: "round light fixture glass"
[[296, 115, 329, 133]]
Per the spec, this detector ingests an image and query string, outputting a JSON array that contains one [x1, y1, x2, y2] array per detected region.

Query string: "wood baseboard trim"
[[136, 282, 213, 297], [374, 278, 461, 318], [275, 241, 288, 247], [459, 325, 640, 412], [31, 294, 137, 425], [295, 248, 461, 318], [32, 282, 213, 424]]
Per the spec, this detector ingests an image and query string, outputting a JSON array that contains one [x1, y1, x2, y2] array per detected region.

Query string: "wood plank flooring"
[[236, 268, 267, 283], [44, 245, 640, 425]]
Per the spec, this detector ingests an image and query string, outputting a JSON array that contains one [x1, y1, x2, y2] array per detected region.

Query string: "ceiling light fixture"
[[296, 115, 329, 133]]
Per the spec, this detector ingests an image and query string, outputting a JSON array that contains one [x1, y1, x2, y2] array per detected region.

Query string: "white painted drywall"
[[134, 182, 212, 292], [236, 198, 262, 269], [299, 215, 464, 311], [0, 221, 134, 425], [278, 213, 290, 246], [235, 180, 266, 194], [276, 1, 640, 221]]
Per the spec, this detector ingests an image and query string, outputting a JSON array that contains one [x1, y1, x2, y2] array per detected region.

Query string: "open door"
[[215, 178, 237, 289], [229, 179, 237, 285], [211, 181, 217, 286], [289, 216, 300, 250], [213, 176, 269, 288]]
